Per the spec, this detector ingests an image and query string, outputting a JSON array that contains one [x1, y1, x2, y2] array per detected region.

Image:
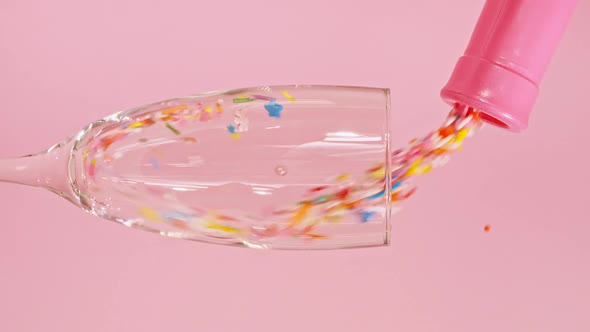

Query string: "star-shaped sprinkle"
[[264, 99, 284, 118]]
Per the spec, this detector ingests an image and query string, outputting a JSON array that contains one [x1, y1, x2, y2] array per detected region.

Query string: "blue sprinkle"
[[367, 189, 385, 200], [150, 158, 160, 169], [264, 100, 284, 118], [312, 195, 330, 204], [162, 211, 193, 221], [391, 181, 402, 191], [227, 124, 236, 133], [360, 211, 375, 223]]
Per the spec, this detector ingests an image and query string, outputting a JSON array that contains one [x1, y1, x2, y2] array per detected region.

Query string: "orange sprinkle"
[[439, 125, 455, 138], [101, 132, 124, 151], [484, 224, 491, 232], [171, 220, 189, 229], [290, 202, 311, 225], [306, 233, 327, 239], [216, 101, 224, 114], [472, 111, 481, 123], [181, 137, 198, 143], [343, 200, 362, 209], [162, 105, 187, 115]]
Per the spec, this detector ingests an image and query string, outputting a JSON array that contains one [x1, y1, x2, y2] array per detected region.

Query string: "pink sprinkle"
[[250, 94, 272, 101]]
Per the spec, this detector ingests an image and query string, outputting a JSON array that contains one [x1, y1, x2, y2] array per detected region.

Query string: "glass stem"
[[0, 144, 74, 201]]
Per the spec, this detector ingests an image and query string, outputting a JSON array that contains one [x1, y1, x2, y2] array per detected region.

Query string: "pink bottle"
[[441, 0, 578, 132]]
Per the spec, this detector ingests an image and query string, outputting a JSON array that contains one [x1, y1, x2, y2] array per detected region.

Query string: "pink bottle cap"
[[441, 0, 578, 131]]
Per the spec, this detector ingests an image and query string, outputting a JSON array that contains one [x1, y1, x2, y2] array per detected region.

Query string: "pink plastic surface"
[[441, 0, 578, 131]]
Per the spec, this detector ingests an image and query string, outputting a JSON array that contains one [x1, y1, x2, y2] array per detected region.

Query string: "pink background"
[[0, 0, 588, 331]]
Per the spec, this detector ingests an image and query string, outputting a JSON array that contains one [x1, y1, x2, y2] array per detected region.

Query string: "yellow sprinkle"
[[206, 222, 240, 234], [129, 121, 145, 129], [454, 129, 469, 144], [231, 133, 241, 140], [408, 163, 433, 175], [337, 173, 351, 181], [139, 207, 161, 222], [405, 159, 422, 176], [282, 91, 296, 102], [82, 148, 89, 161], [205, 106, 213, 114], [90, 159, 97, 166], [419, 165, 433, 174], [324, 215, 342, 223], [370, 168, 385, 179]]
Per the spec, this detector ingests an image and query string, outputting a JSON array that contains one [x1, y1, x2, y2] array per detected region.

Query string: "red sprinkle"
[[308, 185, 328, 193], [335, 188, 351, 200], [439, 126, 455, 138]]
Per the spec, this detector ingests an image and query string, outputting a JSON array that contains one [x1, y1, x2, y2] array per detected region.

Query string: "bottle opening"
[[479, 112, 509, 129]]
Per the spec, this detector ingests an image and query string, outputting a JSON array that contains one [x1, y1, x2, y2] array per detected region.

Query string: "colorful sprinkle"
[[81, 95, 482, 245], [88, 159, 97, 177], [165, 123, 181, 135], [140, 207, 161, 222], [150, 158, 160, 169], [264, 99, 283, 118], [367, 189, 385, 200], [309, 186, 328, 192], [370, 167, 386, 179], [162, 105, 188, 115], [233, 97, 254, 103], [206, 221, 240, 234], [360, 211, 375, 223], [282, 91, 296, 102], [337, 173, 351, 181], [216, 100, 224, 113], [181, 137, 198, 143], [290, 202, 311, 226], [454, 128, 469, 144], [484, 224, 491, 232], [251, 94, 273, 101], [312, 195, 330, 204]]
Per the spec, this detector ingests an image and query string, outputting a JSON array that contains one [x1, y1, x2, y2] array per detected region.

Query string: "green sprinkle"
[[165, 123, 181, 135], [233, 97, 254, 103]]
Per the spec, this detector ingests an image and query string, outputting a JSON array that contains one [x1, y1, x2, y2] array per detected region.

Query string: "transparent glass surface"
[[1, 85, 392, 249]]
